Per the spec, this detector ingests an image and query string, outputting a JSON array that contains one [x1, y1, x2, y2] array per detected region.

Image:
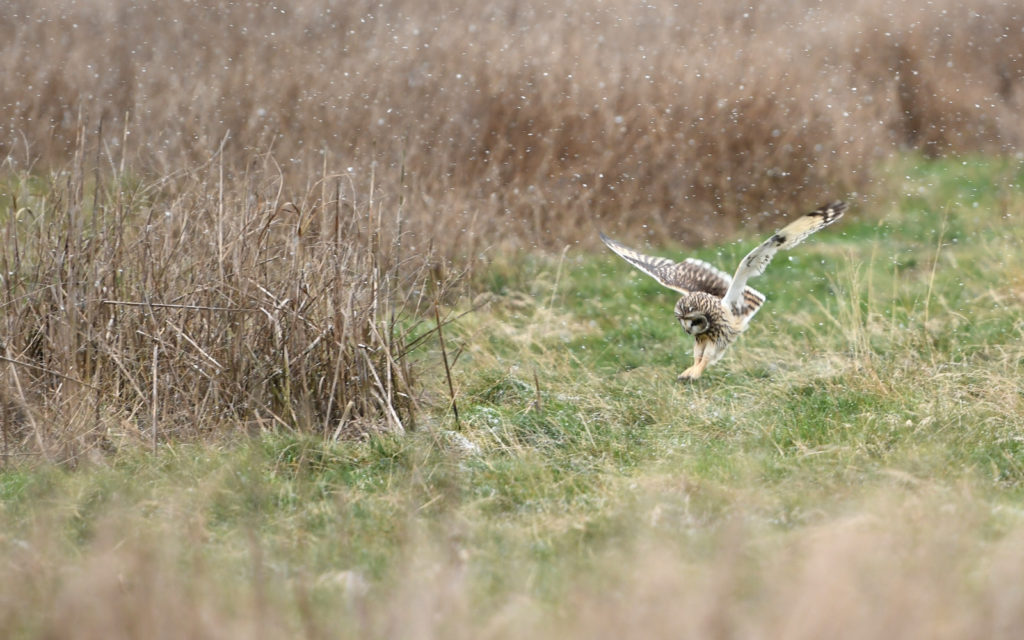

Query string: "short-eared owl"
[[601, 201, 847, 380]]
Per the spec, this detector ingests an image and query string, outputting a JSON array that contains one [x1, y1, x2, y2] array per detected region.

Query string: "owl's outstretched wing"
[[600, 232, 766, 320], [721, 201, 847, 315], [600, 232, 729, 295]]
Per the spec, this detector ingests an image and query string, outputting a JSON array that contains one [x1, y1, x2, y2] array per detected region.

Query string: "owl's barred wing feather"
[[677, 258, 733, 298], [599, 233, 684, 291], [721, 201, 847, 315], [599, 233, 765, 319], [600, 232, 729, 295]]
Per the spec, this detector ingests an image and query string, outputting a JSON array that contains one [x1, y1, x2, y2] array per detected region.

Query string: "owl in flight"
[[601, 201, 846, 380]]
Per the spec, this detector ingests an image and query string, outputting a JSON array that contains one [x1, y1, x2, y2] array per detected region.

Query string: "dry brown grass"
[[4, 485, 1022, 640], [557, 494, 1024, 640], [1, 150, 457, 458], [2, 0, 1022, 251]]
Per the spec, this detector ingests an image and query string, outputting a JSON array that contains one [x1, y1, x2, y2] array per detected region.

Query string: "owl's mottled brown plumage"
[[601, 201, 847, 380]]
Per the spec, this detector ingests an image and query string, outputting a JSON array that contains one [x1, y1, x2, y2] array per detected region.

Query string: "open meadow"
[[2, 0, 1024, 638]]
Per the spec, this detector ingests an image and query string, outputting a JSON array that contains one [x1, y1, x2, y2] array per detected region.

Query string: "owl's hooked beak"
[[680, 313, 709, 336]]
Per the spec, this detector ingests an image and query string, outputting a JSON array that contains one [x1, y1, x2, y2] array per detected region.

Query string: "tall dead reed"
[[1, 134, 453, 460]]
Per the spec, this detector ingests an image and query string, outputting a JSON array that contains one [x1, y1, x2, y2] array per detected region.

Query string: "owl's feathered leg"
[[677, 359, 707, 381], [678, 338, 716, 381]]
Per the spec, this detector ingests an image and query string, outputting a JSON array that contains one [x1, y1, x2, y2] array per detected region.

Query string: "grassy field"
[[3, 0, 1023, 449], [2, 156, 1023, 638], [3, 0, 1024, 636]]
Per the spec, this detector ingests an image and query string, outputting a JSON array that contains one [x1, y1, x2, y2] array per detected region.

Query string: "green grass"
[[3, 156, 1024, 638]]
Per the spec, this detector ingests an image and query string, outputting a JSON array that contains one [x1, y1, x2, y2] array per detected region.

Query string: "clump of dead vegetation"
[[1, 143, 458, 459]]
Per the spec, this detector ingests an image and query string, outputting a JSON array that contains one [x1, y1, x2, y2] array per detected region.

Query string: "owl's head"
[[674, 294, 718, 336]]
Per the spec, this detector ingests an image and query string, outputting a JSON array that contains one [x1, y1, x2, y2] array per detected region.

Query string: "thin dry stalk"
[[434, 302, 460, 428], [151, 342, 158, 453]]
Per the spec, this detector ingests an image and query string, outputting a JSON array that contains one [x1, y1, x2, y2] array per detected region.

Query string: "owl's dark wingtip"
[[813, 200, 848, 225]]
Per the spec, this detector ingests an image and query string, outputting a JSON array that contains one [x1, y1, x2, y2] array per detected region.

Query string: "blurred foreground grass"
[[2, 156, 1024, 638]]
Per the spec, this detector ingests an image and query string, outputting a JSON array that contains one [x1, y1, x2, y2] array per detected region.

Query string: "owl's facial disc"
[[680, 312, 709, 335]]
